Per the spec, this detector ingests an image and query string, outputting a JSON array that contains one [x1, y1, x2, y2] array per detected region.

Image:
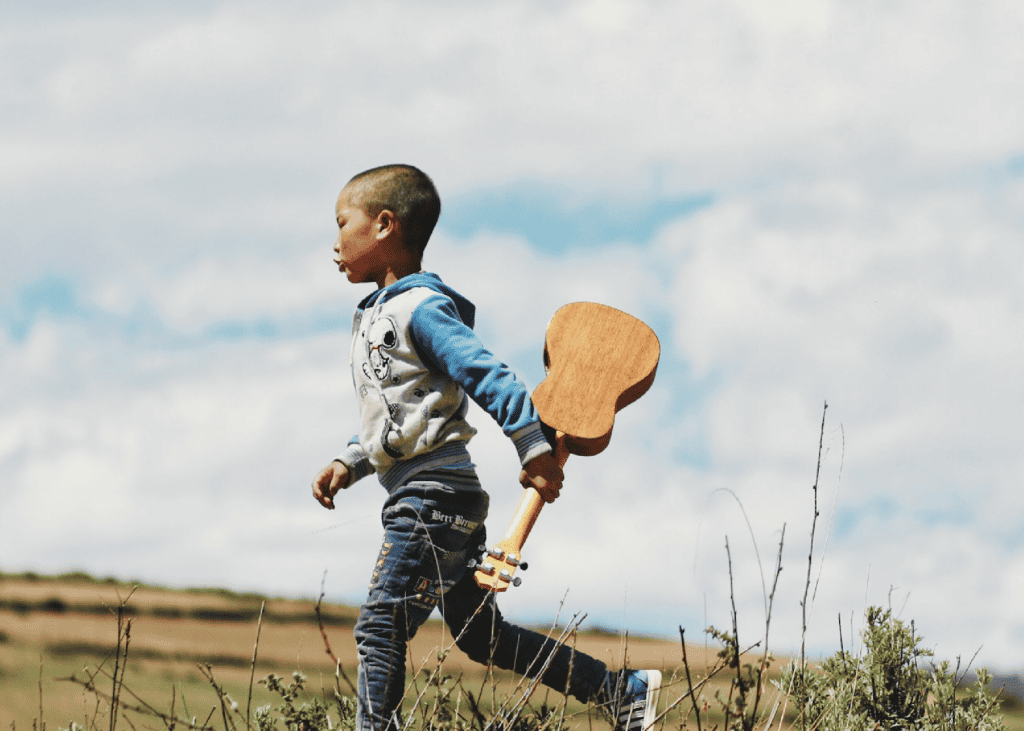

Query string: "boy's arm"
[[336, 437, 375, 483], [311, 437, 375, 510], [410, 295, 561, 498]]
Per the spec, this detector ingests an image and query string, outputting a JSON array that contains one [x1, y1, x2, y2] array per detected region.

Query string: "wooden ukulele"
[[472, 302, 660, 592]]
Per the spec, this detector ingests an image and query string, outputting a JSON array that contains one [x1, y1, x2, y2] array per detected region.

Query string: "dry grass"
[[0, 572, 763, 729], [4, 573, 1018, 731]]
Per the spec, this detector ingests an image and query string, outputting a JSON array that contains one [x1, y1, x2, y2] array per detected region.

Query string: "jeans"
[[353, 471, 609, 731]]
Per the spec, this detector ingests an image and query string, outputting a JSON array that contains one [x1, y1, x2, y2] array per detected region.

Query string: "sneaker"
[[611, 669, 662, 731]]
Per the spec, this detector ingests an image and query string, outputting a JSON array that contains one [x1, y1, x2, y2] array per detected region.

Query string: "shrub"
[[781, 606, 1005, 731], [254, 672, 354, 731]]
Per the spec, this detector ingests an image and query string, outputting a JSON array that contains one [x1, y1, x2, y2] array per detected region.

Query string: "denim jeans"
[[353, 471, 609, 731]]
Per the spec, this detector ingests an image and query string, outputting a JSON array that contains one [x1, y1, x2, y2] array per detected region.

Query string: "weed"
[[253, 673, 349, 731], [781, 606, 1005, 731]]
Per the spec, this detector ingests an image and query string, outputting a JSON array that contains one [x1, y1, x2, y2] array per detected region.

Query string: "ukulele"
[[472, 302, 660, 592]]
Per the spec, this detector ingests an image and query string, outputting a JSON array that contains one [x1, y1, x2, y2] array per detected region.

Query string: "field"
[[0, 571, 753, 730], [2, 571, 1020, 731]]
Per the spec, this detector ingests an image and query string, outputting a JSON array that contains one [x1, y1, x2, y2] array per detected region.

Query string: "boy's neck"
[[379, 263, 422, 288]]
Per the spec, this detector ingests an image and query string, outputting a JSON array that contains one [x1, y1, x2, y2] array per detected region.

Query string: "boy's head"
[[343, 164, 441, 256]]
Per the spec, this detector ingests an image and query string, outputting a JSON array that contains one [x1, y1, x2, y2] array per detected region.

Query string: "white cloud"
[[3, 0, 1024, 674]]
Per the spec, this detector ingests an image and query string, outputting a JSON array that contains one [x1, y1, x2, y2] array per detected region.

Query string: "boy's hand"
[[520, 452, 563, 503], [312, 461, 350, 510]]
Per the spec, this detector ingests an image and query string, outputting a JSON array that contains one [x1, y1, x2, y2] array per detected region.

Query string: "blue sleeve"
[[410, 294, 551, 464]]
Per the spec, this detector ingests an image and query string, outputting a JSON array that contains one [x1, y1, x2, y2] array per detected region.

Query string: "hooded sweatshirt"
[[336, 272, 551, 491]]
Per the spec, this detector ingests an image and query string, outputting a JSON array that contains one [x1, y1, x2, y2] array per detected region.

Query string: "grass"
[[1, 571, 742, 729], [3, 404, 1018, 731], [2, 562, 1018, 731]]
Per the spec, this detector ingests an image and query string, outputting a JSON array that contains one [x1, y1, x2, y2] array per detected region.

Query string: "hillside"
[[2, 570, 1020, 730], [0, 570, 722, 728]]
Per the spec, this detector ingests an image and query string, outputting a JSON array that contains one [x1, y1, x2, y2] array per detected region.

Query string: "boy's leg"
[[440, 534, 663, 731], [439, 546, 609, 703], [353, 515, 434, 731], [354, 486, 488, 731], [353, 474, 659, 730]]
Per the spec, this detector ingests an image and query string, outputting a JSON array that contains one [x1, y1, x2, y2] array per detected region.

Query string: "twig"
[[110, 606, 124, 731], [102, 662, 180, 727], [764, 526, 785, 654], [497, 614, 587, 726], [80, 658, 107, 731], [752, 526, 786, 724], [724, 537, 749, 731], [246, 601, 265, 731], [38, 655, 45, 731], [799, 400, 828, 729], [703, 488, 769, 624], [679, 628, 703, 731], [315, 572, 358, 696], [801, 402, 827, 664], [110, 587, 137, 731], [197, 665, 241, 731], [811, 425, 844, 607], [464, 688, 488, 731], [58, 674, 211, 730], [954, 646, 982, 688], [838, 613, 845, 658]]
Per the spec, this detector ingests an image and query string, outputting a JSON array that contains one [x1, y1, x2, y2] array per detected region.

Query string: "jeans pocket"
[[387, 499, 485, 552]]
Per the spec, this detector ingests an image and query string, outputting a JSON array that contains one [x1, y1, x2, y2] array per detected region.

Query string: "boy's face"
[[333, 186, 389, 286]]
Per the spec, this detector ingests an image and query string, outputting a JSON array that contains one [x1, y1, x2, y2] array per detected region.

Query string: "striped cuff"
[[335, 444, 375, 485], [509, 422, 552, 465]]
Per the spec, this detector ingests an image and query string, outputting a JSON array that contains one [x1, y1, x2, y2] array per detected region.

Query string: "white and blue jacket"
[[336, 272, 551, 491]]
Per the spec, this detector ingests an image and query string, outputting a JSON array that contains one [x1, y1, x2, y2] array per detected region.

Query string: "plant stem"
[[246, 601, 265, 731], [799, 400, 828, 730], [679, 628, 703, 731]]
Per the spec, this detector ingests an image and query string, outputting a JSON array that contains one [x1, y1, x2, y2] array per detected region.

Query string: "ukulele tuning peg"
[[512, 577, 522, 587], [466, 558, 478, 569], [519, 562, 529, 571]]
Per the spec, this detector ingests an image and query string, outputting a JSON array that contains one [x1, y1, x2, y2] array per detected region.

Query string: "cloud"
[[3, 0, 1024, 673], [645, 174, 1024, 662]]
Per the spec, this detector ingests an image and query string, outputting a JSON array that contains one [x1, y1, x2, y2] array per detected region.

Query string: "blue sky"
[[3, 0, 1024, 673], [443, 186, 716, 252]]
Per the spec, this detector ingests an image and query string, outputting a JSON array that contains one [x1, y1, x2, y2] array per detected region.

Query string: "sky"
[[3, 0, 1024, 673]]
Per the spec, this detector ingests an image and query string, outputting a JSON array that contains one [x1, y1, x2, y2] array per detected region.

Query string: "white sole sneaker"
[[616, 669, 662, 731], [640, 669, 662, 731]]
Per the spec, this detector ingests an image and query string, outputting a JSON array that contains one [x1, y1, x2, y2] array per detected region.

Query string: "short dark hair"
[[347, 164, 441, 255]]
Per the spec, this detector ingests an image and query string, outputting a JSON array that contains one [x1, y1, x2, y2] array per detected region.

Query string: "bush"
[[254, 672, 354, 731], [781, 606, 1005, 731]]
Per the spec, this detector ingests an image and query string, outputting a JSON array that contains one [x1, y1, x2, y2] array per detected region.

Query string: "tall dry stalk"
[[246, 600, 266, 730]]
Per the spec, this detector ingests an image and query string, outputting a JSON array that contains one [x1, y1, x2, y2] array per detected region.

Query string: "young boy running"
[[311, 164, 660, 731]]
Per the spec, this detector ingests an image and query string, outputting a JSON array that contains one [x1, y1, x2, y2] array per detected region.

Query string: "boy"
[[311, 164, 661, 731]]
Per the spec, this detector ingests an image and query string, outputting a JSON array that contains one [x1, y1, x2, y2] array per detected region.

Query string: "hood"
[[357, 272, 476, 328]]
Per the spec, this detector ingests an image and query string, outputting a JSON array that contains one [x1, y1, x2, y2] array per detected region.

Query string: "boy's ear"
[[376, 208, 397, 237]]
